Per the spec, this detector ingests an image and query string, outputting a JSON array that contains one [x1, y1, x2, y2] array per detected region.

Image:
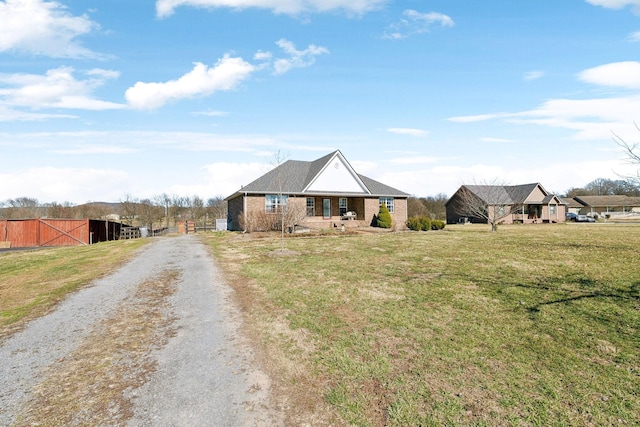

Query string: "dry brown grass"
[[0, 239, 149, 339], [13, 270, 178, 426], [204, 224, 640, 426], [210, 233, 342, 426]]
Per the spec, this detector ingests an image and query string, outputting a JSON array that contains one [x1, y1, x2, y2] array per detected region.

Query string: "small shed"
[[0, 218, 129, 249]]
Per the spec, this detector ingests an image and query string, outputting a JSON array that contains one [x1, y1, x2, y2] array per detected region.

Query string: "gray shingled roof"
[[461, 183, 553, 205], [561, 197, 584, 208], [574, 195, 640, 207], [463, 185, 513, 205], [506, 183, 541, 203], [228, 151, 408, 198]]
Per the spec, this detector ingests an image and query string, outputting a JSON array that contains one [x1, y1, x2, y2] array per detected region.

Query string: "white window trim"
[[339, 197, 348, 215], [379, 197, 394, 213], [265, 194, 287, 214], [306, 197, 315, 217]]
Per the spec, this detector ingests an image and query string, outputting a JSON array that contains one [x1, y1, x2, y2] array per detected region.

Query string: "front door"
[[323, 198, 331, 219]]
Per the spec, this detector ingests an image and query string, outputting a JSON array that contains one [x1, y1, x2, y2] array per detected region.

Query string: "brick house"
[[571, 195, 640, 215], [445, 183, 566, 225], [225, 151, 409, 231]]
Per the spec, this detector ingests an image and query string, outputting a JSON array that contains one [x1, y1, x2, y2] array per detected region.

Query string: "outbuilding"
[[0, 218, 128, 249]]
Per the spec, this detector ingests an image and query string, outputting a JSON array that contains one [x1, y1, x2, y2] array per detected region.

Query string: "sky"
[[2, 0, 640, 205]]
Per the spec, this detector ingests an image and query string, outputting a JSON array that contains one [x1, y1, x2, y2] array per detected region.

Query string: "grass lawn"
[[205, 223, 640, 426], [0, 238, 149, 337]]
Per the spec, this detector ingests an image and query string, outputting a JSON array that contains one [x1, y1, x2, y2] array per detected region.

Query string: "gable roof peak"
[[226, 150, 408, 199]]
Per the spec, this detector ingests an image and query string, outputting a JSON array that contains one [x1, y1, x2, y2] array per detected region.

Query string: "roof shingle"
[[228, 151, 408, 198]]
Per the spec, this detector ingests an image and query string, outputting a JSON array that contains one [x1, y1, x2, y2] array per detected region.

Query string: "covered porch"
[[510, 200, 565, 224], [291, 195, 378, 229]]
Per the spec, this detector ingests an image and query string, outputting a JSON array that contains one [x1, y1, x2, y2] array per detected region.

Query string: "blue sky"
[[1, 0, 640, 204]]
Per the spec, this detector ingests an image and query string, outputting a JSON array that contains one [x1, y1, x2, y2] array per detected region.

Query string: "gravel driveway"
[[0, 234, 280, 426]]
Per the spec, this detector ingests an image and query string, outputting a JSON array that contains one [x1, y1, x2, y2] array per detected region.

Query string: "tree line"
[[2, 178, 638, 230], [563, 178, 640, 198]]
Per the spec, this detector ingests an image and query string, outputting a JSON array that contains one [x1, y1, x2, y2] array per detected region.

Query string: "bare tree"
[[2, 197, 41, 219], [407, 197, 430, 217], [452, 180, 514, 232], [119, 194, 139, 224], [283, 198, 308, 232], [155, 193, 172, 229], [408, 193, 448, 219], [137, 198, 164, 231], [189, 195, 206, 226], [614, 125, 640, 184], [171, 195, 190, 225], [206, 196, 227, 220], [45, 201, 75, 218], [271, 150, 290, 251]]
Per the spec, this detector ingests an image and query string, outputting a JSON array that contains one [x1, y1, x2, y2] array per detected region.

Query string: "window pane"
[[265, 194, 287, 213], [339, 198, 347, 215], [379, 197, 394, 213], [306, 197, 315, 216]]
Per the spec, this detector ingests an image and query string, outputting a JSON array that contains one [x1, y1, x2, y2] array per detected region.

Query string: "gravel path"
[[0, 234, 280, 426]]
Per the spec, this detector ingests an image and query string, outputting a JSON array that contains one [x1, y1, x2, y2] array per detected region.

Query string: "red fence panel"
[[0, 219, 39, 248], [38, 219, 89, 247], [0, 218, 90, 248]]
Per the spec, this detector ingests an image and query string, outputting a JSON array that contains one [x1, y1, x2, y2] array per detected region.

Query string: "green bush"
[[406, 216, 431, 231], [376, 203, 393, 228], [430, 219, 445, 230]]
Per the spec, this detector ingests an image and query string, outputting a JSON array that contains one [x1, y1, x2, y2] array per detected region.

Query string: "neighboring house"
[[225, 151, 409, 231], [572, 195, 640, 216], [561, 197, 585, 215], [445, 183, 566, 225]]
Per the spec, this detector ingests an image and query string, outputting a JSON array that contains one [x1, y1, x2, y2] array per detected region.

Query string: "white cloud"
[[52, 145, 138, 155], [578, 61, 640, 89], [390, 156, 437, 165], [386, 128, 429, 138], [0, 131, 285, 202], [0, 167, 131, 203], [349, 160, 377, 175], [405, 10, 454, 27], [125, 55, 255, 110], [449, 61, 640, 142], [524, 70, 545, 81], [0, 67, 124, 111], [0, 105, 76, 121], [382, 9, 454, 40], [629, 30, 640, 41], [585, 0, 640, 14], [202, 161, 266, 196], [0, 130, 280, 153], [0, 0, 102, 58], [254, 50, 273, 61], [449, 112, 513, 123], [125, 40, 328, 109], [192, 110, 228, 117], [156, 0, 387, 18], [374, 157, 639, 198], [272, 39, 329, 75], [451, 95, 640, 141], [480, 137, 513, 143]]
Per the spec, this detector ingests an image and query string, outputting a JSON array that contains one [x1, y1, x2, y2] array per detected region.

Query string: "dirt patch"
[[13, 271, 179, 426], [268, 249, 300, 257]]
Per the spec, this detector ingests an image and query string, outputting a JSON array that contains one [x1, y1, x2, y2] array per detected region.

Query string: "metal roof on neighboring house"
[[226, 151, 409, 199], [573, 195, 640, 207]]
